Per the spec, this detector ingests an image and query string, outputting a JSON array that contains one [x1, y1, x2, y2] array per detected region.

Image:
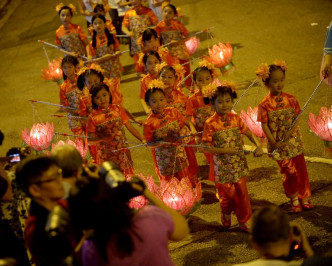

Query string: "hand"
[[82, 165, 99, 179], [254, 146, 264, 157], [141, 139, 147, 144], [290, 223, 314, 258], [112, 51, 121, 57], [322, 54, 332, 78], [135, 119, 143, 126], [128, 31, 135, 37]]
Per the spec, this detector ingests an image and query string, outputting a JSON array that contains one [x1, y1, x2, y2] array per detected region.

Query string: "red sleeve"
[[174, 108, 185, 126], [149, 10, 159, 25], [143, 121, 154, 141], [119, 106, 130, 124], [59, 83, 68, 106], [140, 77, 148, 99], [155, 22, 163, 36], [237, 115, 249, 134], [107, 20, 116, 32], [55, 31, 61, 46], [122, 11, 130, 27], [177, 21, 189, 37], [290, 96, 301, 116], [78, 97, 87, 116], [185, 97, 194, 116], [113, 35, 120, 50], [257, 103, 268, 123], [201, 122, 213, 143], [78, 25, 87, 42], [89, 42, 96, 57], [86, 115, 96, 133]]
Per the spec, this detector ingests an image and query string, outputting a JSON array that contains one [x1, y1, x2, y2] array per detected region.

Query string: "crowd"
[[1, 0, 332, 265]]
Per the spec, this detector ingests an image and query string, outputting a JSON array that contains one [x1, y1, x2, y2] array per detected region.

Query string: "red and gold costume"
[[55, 23, 87, 56], [143, 107, 194, 183], [164, 88, 198, 180], [156, 19, 191, 86], [86, 104, 134, 175], [122, 6, 158, 62], [202, 112, 252, 226], [257, 92, 311, 201], [135, 47, 178, 74], [139, 73, 157, 99], [88, 34, 122, 85], [59, 77, 86, 135]]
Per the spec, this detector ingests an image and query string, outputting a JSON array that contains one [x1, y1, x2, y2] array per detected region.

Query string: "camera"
[[289, 225, 303, 257]]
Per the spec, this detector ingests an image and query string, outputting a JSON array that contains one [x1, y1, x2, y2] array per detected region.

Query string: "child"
[[159, 64, 199, 179], [139, 51, 162, 114], [55, 3, 88, 57], [148, 0, 169, 21], [136, 28, 178, 74], [155, 4, 191, 87], [185, 61, 219, 162], [59, 56, 85, 135], [143, 83, 196, 184], [87, 83, 145, 173], [88, 4, 117, 36], [89, 14, 123, 91], [121, 0, 158, 64], [202, 84, 263, 232], [256, 60, 313, 213]]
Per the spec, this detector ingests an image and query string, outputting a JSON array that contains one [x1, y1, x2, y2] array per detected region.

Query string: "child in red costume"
[[256, 60, 313, 213], [202, 84, 263, 232]]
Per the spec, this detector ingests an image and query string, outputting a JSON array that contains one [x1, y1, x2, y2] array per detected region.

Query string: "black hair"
[[251, 205, 290, 248], [163, 4, 177, 16], [159, 65, 176, 77], [143, 50, 161, 66], [0, 129, 4, 145], [61, 56, 79, 80], [93, 4, 105, 13], [90, 83, 112, 109], [58, 5, 73, 16], [15, 156, 57, 196], [211, 85, 237, 103], [92, 15, 115, 49], [144, 87, 165, 104], [193, 66, 212, 82], [77, 69, 104, 91], [142, 28, 162, 45], [69, 177, 135, 261], [263, 65, 286, 85]]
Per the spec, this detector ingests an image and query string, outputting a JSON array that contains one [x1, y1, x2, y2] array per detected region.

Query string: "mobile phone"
[[9, 153, 21, 163]]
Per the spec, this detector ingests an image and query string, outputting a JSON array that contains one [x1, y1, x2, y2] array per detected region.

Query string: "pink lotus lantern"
[[160, 177, 202, 215], [240, 107, 266, 139], [208, 42, 233, 70], [185, 36, 200, 55], [308, 106, 332, 141], [21, 122, 55, 151], [51, 138, 88, 158], [127, 173, 162, 209], [41, 58, 63, 84]]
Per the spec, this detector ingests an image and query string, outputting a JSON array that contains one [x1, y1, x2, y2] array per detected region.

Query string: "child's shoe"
[[290, 196, 302, 213], [300, 199, 314, 210]]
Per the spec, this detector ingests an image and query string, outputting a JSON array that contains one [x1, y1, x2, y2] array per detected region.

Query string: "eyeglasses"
[[33, 168, 63, 185]]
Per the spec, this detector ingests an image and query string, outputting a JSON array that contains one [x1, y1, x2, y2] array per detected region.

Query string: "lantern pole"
[[83, 50, 130, 64], [38, 40, 88, 60], [232, 79, 258, 109], [54, 132, 91, 139], [181, 56, 205, 66], [51, 114, 87, 120], [28, 99, 77, 111]]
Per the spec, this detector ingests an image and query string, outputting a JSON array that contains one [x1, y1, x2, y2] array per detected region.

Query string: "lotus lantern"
[[21, 122, 55, 151], [41, 58, 63, 84], [185, 36, 200, 55], [240, 107, 266, 139], [208, 42, 233, 70]]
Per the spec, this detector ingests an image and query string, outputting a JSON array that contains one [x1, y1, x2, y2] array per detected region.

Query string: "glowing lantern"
[[21, 122, 54, 151], [240, 107, 266, 139], [160, 177, 202, 215], [308, 106, 332, 141], [185, 36, 200, 55], [51, 138, 88, 158], [208, 42, 233, 70], [41, 58, 63, 84]]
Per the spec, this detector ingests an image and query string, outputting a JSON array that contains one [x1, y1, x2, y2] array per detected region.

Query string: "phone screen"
[[9, 153, 21, 163]]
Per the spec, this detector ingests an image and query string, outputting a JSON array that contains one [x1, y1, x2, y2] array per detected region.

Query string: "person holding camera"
[[233, 205, 314, 266], [69, 163, 189, 266], [15, 156, 75, 266]]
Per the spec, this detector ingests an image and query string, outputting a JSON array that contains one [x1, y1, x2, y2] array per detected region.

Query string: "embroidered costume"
[[87, 104, 134, 175], [202, 112, 252, 226], [257, 92, 312, 202], [55, 23, 87, 56]]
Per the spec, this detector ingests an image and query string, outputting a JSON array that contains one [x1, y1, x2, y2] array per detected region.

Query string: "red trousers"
[[215, 177, 252, 225], [184, 139, 199, 183], [276, 153, 311, 200]]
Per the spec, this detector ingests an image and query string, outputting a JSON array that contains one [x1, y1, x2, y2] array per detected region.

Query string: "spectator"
[[50, 144, 83, 199], [233, 205, 314, 266]]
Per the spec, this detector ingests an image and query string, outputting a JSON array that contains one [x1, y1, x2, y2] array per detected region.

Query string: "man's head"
[[50, 144, 83, 179], [16, 156, 65, 202], [251, 205, 291, 256]]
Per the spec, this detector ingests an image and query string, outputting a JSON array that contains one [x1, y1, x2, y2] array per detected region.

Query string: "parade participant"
[[139, 51, 162, 114], [185, 61, 219, 162], [87, 83, 145, 174], [148, 0, 170, 21], [121, 0, 158, 65], [158, 64, 199, 180], [59, 56, 85, 136], [87, 4, 117, 36], [143, 83, 196, 185], [77, 0, 111, 28], [135, 28, 178, 74], [156, 4, 192, 87], [256, 60, 313, 213], [55, 3, 88, 57], [201, 84, 263, 232], [88, 14, 123, 89]]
